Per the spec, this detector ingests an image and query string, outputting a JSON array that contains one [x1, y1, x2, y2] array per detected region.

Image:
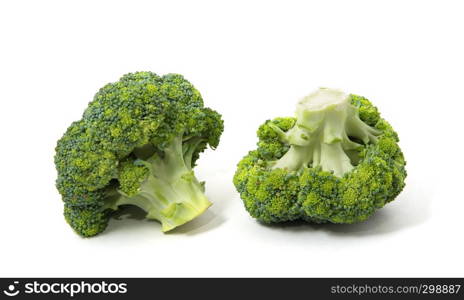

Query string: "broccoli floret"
[[55, 72, 223, 237], [234, 88, 406, 224]]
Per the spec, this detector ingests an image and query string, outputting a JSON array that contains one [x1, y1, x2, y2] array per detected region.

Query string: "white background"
[[0, 0, 462, 277]]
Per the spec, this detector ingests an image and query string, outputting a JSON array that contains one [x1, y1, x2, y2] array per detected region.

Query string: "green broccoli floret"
[[55, 72, 223, 237], [234, 88, 406, 224]]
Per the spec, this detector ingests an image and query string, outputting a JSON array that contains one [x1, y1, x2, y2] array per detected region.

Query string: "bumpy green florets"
[[64, 203, 110, 237], [55, 72, 223, 237], [117, 159, 149, 196], [257, 117, 295, 160], [234, 90, 406, 224]]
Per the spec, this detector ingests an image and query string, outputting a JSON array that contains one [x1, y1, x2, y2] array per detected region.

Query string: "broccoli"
[[233, 88, 406, 224], [55, 72, 223, 237]]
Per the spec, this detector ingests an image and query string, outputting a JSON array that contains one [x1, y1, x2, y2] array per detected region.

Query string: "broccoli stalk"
[[270, 88, 380, 177], [107, 134, 211, 232]]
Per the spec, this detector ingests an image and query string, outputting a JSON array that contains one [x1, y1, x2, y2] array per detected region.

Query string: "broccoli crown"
[[233, 88, 406, 224], [55, 72, 223, 237]]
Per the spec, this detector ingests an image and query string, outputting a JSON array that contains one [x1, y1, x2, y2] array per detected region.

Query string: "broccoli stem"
[[111, 135, 211, 232], [182, 136, 203, 169], [272, 88, 379, 177]]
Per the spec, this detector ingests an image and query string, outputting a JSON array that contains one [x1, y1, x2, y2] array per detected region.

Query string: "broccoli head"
[[55, 72, 223, 237], [234, 88, 406, 224]]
